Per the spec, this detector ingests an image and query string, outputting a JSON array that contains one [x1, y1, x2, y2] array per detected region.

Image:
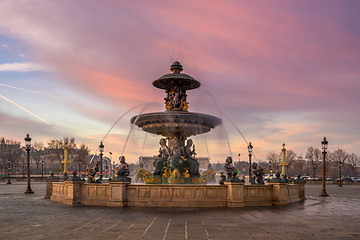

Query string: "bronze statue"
[[86, 161, 100, 183], [164, 86, 188, 111], [252, 162, 265, 184], [153, 138, 170, 177], [229, 170, 244, 183], [222, 157, 243, 183], [224, 156, 234, 180], [183, 139, 200, 177], [219, 172, 226, 185], [111, 156, 131, 182], [168, 137, 185, 173], [118, 156, 130, 176]]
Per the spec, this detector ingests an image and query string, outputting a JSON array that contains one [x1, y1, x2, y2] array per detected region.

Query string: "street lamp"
[[313, 162, 317, 181], [109, 152, 113, 177], [24, 133, 34, 194], [99, 141, 104, 180], [238, 153, 241, 171], [43, 148, 46, 178], [41, 157, 44, 179], [338, 161, 343, 187], [319, 136, 329, 197], [248, 142, 253, 184], [7, 158, 11, 184]]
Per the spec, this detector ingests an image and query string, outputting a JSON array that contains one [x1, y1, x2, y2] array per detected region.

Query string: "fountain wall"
[[47, 181, 305, 207]]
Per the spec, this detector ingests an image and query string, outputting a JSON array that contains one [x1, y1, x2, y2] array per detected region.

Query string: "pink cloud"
[[1, 0, 359, 161]]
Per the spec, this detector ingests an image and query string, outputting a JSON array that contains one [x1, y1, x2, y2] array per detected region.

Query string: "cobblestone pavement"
[[1, 182, 359, 240]]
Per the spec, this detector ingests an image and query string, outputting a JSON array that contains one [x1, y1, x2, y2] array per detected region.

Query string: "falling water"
[[102, 104, 153, 142], [89, 103, 160, 164], [203, 136, 210, 160], [140, 133, 148, 162], [120, 103, 160, 160], [196, 91, 232, 157], [200, 91, 258, 161]]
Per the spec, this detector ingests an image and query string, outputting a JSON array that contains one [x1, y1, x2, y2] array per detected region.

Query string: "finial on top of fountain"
[[170, 61, 183, 73]]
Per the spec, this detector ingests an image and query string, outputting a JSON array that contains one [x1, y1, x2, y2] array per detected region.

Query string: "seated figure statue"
[[153, 138, 170, 177], [183, 139, 200, 177], [252, 162, 265, 184], [86, 161, 100, 183], [224, 156, 234, 180], [111, 156, 131, 183], [168, 138, 185, 174]]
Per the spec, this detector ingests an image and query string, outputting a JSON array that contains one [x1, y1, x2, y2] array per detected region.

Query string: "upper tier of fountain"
[[152, 61, 201, 90]]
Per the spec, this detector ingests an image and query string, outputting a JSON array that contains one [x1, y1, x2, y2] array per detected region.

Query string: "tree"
[[285, 149, 297, 176], [306, 147, 322, 180], [32, 142, 44, 174], [266, 152, 280, 173], [292, 155, 306, 176], [327, 151, 337, 178], [72, 144, 90, 172], [46, 137, 76, 171], [330, 148, 350, 186], [0, 137, 24, 175], [348, 153, 359, 177]]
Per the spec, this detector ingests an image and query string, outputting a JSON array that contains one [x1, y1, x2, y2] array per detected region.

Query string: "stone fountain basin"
[[131, 111, 222, 137]]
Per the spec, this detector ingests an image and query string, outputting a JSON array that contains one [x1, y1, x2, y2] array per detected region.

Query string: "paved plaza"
[[0, 182, 359, 240]]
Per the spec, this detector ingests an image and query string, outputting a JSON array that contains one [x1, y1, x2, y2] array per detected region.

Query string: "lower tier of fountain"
[[131, 111, 222, 137], [46, 180, 306, 208]]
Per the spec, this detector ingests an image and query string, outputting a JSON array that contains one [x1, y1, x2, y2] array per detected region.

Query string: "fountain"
[[132, 61, 221, 184], [47, 61, 306, 208]]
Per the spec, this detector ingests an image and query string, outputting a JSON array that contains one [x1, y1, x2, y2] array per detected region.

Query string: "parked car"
[[326, 177, 336, 181], [301, 176, 311, 181], [341, 177, 352, 182], [351, 177, 359, 183]]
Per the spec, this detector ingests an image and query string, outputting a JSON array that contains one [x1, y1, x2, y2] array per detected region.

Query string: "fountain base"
[[47, 181, 306, 207]]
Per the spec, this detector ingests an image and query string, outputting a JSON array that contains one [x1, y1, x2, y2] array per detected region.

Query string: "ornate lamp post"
[[99, 141, 104, 180], [313, 162, 317, 181], [43, 148, 47, 178], [319, 136, 329, 197], [248, 142, 253, 184], [24, 133, 34, 194], [41, 157, 44, 179], [109, 152, 112, 176], [238, 153, 241, 172], [7, 158, 11, 184], [338, 161, 343, 187]]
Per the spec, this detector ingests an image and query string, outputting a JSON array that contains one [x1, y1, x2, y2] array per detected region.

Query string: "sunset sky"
[[0, 0, 359, 163]]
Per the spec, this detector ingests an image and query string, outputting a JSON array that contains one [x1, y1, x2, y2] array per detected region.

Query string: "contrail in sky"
[[0, 93, 50, 125], [0, 83, 65, 100]]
